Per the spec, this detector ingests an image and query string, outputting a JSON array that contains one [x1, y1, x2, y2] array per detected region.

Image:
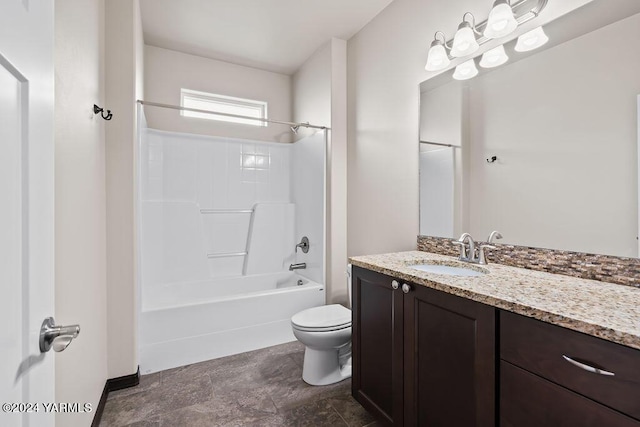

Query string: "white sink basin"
[[408, 263, 487, 277]]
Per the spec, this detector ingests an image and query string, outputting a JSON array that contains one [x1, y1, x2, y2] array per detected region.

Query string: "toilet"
[[291, 265, 353, 386]]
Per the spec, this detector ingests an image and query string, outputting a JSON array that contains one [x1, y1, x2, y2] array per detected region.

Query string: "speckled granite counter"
[[349, 251, 640, 350]]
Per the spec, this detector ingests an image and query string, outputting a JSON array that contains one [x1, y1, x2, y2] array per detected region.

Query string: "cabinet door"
[[352, 267, 404, 426], [404, 284, 495, 427]]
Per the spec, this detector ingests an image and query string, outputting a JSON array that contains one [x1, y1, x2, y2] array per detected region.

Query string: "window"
[[180, 89, 268, 127]]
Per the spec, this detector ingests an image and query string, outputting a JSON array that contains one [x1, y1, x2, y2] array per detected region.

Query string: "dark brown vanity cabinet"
[[352, 266, 496, 427], [500, 311, 640, 427], [352, 267, 404, 426]]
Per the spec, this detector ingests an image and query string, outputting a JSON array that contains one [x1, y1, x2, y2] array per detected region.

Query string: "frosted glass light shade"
[[484, 1, 518, 39], [453, 59, 478, 80], [425, 42, 450, 71], [451, 23, 479, 57], [479, 45, 509, 68], [515, 26, 549, 52]]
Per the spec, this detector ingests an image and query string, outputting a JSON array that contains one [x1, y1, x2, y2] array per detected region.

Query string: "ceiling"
[[140, 0, 394, 75]]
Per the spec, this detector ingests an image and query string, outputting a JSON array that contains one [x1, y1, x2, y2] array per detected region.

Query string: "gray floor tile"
[[109, 372, 161, 400], [101, 342, 372, 427], [328, 394, 376, 427]]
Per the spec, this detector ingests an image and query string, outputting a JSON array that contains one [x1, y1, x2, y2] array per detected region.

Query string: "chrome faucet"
[[289, 262, 307, 271], [487, 230, 503, 244], [452, 232, 500, 265]]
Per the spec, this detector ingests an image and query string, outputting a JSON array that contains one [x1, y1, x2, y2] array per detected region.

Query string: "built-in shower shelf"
[[200, 208, 254, 214], [207, 252, 248, 259]]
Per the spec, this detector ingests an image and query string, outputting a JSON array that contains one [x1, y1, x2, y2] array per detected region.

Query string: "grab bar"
[[200, 209, 254, 214], [207, 252, 248, 259]]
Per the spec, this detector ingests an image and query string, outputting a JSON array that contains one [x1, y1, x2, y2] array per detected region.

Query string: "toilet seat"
[[291, 304, 351, 332]]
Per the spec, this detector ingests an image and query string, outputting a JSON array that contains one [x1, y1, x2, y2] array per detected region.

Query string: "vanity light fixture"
[[515, 26, 549, 52], [425, 31, 451, 71], [423, 0, 548, 79], [451, 13, 480, 57], [479, 45, 509, 68], [484, 0, 518, 39], [453, 59, 479, 80]]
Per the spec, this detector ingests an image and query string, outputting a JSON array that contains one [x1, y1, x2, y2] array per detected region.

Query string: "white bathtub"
[[139, 271, 324, 374]]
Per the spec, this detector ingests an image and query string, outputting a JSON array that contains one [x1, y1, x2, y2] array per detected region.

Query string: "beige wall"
[[144, 45, 293, 143], [105, 0, 144, 378], [54, 0, 108, 424], [292, 39, 348, 305]]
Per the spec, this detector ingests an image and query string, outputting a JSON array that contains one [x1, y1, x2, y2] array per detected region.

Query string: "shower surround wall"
[[138, 127, 326, 373]]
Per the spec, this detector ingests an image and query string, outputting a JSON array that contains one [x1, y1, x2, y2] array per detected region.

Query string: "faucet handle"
[[295, 236, 309, 253], [452, 240, 467, 260], [478, 244, 497, 265]]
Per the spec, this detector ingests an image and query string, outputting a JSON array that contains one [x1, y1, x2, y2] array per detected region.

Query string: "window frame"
[[180, 89, 268, 127]]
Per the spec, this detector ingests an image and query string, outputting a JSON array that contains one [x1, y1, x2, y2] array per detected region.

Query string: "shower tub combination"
[[140, 272, 324, 374], [137, 126, 327, 374]]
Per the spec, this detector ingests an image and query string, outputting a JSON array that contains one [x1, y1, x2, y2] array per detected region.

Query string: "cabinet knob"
[[391, 280, 399, 290], [402, 283, 411, 294]]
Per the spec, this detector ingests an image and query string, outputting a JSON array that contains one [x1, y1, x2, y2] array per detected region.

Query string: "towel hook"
[[93, 104, 113, 121], [486, 155, 497, 163]]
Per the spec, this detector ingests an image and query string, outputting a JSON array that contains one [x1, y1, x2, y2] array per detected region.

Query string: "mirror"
[[419, 0, 640, 258]]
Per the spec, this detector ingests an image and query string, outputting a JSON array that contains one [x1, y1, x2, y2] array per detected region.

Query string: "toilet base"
[[302, 346, 352, 386]]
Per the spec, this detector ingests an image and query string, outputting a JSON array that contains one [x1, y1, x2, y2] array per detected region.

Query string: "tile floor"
[[100, 341, 380, 426]]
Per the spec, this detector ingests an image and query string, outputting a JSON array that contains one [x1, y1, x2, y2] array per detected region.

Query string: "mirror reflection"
[[419, 0, 640, 258]]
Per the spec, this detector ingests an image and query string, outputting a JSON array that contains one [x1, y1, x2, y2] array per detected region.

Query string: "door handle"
[[39, 317, 80, 353], [402, 283, 411, 294]]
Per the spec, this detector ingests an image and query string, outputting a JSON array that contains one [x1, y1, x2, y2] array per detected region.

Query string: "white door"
[[0, 1, 55, 426]]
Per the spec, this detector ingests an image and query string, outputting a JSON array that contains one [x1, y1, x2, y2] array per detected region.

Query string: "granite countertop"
[[349, 251, 640, 350]]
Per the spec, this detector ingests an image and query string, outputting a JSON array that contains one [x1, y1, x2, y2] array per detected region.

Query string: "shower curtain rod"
[[419, 140, 460, 148], [137, 100, 330, 130]]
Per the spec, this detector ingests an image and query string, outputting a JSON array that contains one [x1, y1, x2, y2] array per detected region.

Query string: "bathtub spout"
[[289, 263, 307, 271]]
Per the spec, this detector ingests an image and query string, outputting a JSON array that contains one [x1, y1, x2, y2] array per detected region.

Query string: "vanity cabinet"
[[351, 267, 404, 426], [500, 311, 640, 426], [352, 266, 496, 426]]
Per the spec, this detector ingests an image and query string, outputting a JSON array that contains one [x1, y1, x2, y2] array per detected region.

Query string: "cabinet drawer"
[[501, 311, 640, 420], [501, 361, 639, 427]]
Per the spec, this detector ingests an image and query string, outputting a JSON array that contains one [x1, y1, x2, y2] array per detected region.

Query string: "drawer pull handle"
[[562, 355, 615, 376]]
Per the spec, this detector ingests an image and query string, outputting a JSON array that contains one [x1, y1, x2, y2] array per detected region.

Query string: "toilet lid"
[[291, 304, 351, 330]]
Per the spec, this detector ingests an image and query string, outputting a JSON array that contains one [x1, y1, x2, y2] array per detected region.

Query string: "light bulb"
[[479, 45, 509, 68], [484, 0, 518, 39], [515, 26, 549, 52], [451, 22, 479, 57], [452, 59, 479, 80], [425, 40, 450, 71]]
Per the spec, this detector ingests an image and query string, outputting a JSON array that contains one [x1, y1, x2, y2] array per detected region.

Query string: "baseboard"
[[91, 383, 109, 427], [91, 367, 140, 427], [106, 366, 141, 392]]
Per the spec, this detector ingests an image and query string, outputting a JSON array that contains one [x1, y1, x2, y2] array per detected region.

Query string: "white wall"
[[54, 0, 108, 424], [105, 0, 144, 378], [292, 39, 348, 304], [466, 14, 640, 257], [145, 46, 293, 143], [347, 0, 594, 257]]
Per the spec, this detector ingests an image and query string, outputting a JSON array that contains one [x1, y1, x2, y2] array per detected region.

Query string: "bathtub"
[[139, 271, 325, 374]]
